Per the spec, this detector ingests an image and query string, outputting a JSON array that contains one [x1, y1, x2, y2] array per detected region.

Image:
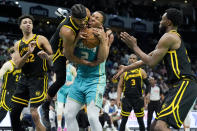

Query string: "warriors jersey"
[[123, 68, 143, 98], [163, 30, 195, 83], [74, 40, 106, 77], [0, 60, 21, 111], [18, 34, 48, 76], [51, 17, 80, 63]]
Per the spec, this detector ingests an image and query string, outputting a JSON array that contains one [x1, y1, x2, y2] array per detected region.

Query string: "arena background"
[[0, 0, 197, 130]]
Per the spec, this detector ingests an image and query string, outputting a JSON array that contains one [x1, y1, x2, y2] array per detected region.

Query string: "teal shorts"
[[57, 85, 70, 103], [68, 75, 106, 108]]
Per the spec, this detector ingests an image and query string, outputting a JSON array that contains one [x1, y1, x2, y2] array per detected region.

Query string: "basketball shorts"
[[11, 74, 48, 108], [68, 75, 106, 108], [155, 79, 197, 129]]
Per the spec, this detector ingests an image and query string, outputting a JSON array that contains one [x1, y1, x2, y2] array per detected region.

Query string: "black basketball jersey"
[[18, 34, 48, 76], [123, 68, 143, 98], [163, 30, 195, 83], [50, 17, 80, 62], [0, 60, 21, 110]]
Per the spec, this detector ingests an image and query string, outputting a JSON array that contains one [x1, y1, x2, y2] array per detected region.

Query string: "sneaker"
[[57, 127, 62, 131], [63, 128, 67, 131], [37, 103, 51, 130]]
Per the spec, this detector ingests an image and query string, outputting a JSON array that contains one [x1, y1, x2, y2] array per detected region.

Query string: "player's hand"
[[65, 81, 73, 86], [78, 29, 88, 40], [37, 50, 49, 60], [93, 26, 107, 42], [117, 99, 121, 108], [120, 32, 137, 49], [28, 41, 36, 54], [113, 65, 127, 79]]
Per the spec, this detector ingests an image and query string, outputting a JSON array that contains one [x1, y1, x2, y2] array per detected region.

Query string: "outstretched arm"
[[120, 32, 173, 67]]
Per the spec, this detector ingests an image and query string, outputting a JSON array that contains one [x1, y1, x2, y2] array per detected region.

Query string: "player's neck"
[[166, 27, 177, 33], [22, 32, 34, 41]]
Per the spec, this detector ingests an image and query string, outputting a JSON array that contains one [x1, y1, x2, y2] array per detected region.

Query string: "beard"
[[159, 25, 167, 35]]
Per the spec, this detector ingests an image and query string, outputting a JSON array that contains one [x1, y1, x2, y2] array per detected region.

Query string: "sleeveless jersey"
[[0, 60, 21, 110], [18, 34, 48, 76], [51, 17, 80, 63], [74, 39, 106, 77], [66, 64, 75, 82], [163, 30, 195, 83], [123, 68, 143, 98]]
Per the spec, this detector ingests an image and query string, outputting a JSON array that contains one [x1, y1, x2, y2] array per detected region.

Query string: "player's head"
[[159, 8, 183, 34], [88, 11, 106, 28], [18, 15, 34, 34], [128, 54, 138, 64], [149, 76, 156, 86], [71, 4, 87, 28]]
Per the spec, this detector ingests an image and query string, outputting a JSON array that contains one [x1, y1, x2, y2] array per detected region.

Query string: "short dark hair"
[[97, 11, 106, 25], [166, 8, 183, 27], [71, 4, 86, 19], [18, 15, 34, 25]]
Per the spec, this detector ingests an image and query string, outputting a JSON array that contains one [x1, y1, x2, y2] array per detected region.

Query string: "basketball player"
[[56, 60, 77, 131], [64, 11, 114, 131], [0, 47, 21, 123], [117, 54, 149, 131], [10, 15, 53, 131], [37, 4, 90, 129], [114, 8, 197, 130]]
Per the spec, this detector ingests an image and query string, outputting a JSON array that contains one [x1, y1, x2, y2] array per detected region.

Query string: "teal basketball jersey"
[[74, 40, 106, 77]]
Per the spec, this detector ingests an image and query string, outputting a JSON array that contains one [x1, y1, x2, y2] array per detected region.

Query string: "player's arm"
[[120, 32, 173, 67], [60, 26, 91, 65], [0, 61, 13, 78], [140, 68, 150, 95], [14, 41, 35, 68], [37, 35, 53, 62], [117, 73, 124, 108]]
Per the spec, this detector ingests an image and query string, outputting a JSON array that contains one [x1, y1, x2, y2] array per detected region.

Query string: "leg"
[[10, 102, 25, 131], [64, 97, 82, 131], [87, 101, 102, 131], [136, 116, 145, 131], [31, 107, 46, 131], [147, 102, 154, 131], [119, 116, 128, 131], [57, 102, 64, 130]]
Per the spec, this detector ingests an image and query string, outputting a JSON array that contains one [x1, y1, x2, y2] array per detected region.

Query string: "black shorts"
[[11, 74, 48, 108], [53, 55, 66, 72], [156, 79, 197, 129], [0, 89, 14, 111], [121, 97, 144, 117]]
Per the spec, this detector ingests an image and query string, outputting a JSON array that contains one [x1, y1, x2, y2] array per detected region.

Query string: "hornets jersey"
[[18, 34, 48, 76], [163, 30, 195, 83], [51, 17, 80, 63], [74, 39, 106, 77], [123, 68, 143, 98], [0, 60, 21, 111]]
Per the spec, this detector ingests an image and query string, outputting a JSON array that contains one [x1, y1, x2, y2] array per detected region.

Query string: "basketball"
[[82, 28, 100, 48]]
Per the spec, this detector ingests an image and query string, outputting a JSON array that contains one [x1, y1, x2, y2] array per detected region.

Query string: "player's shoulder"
[[60, 25, 75, 38]]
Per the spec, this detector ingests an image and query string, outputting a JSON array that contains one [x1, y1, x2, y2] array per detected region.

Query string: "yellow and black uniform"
[[120, 68, 145, 131], [47, 16, 80, 98], [0, 60, 21, 122], [155, 30, 197, 129], [11, 34, 48, 108]]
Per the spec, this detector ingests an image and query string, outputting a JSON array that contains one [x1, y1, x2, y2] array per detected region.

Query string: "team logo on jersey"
[[35, 91, 41, 96], [162, 103, 166, 109]]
